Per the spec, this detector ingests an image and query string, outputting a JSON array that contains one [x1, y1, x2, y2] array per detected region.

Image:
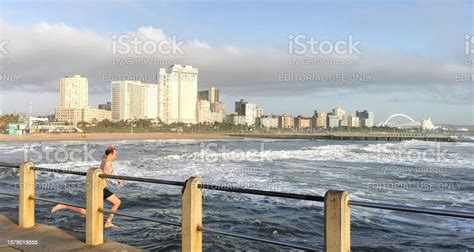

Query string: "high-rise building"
[[143, 84, 158, 119], [332, 107, 345, 121], [235, 99, 256, 126], [255, 108, 263, 118], [348, 114, 360, 127], [235, 99, 246, 115], [60, 75, 88, 109], [111, 81, 157, 121], [210, 102, 226, 122], [198, 90, 209, 101], [340, 118, 348, 127], [327, 115, 339, 128], [199, 87, 225, 122], [356, 110, 374, 127], [197, 99, 211, 123], [294, 115, 311, 130], [311, 111, 327, 129], [316, 112, 327, 129], [208, 87, 219, 103], [279, 114, 294, 129], [56, 75, 111, 125], [157, 65, 198, 124], [198, 87, 220, 103]]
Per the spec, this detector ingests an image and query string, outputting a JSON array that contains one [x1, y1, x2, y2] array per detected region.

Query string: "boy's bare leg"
[[104, 195, 121, 228], [51, 204, 86, 215]]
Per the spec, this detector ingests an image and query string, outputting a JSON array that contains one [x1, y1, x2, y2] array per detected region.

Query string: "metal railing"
[[1, 162, 473, 251]]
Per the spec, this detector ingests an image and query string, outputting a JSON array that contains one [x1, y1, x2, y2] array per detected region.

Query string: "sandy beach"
[[0, 132, 239, 142]]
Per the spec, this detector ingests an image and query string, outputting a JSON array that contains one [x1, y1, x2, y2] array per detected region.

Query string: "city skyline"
[[0, 69, 456, 127], [0, 1, 473, 125]]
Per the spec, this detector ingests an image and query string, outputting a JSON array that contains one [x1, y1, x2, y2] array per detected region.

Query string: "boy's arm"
[[103, 161, 124, 186]]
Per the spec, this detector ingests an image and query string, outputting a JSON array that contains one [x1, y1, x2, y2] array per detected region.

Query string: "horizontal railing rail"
[[1, 162, 473, 252], [199, 183, 325, 202], [350, 200, 474, 219], [98, 174, 185, 187], [32, 166, 87, 176]]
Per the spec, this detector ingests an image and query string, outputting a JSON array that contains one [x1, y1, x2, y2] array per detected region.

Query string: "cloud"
[[0, 21, 472, 104]]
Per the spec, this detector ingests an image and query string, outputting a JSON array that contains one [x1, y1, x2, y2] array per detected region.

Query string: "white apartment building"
[[332, 107, 345, 121], [245, 103, 256, 125], [260, 116, 279, 128], [348, 115, 360, 127], [144, 84, 158, 119], [60, 75, 88, 109], [56, 75, 111, 125], [111, 81, 157, 121], [157, 65, 198, 124]]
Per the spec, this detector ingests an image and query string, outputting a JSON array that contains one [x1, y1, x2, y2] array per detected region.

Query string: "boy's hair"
[[105, 146, 116, 156]]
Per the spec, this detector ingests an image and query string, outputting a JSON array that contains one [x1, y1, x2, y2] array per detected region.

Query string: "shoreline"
[[0, 132, 240, 142], [0, 132, 457, 143]]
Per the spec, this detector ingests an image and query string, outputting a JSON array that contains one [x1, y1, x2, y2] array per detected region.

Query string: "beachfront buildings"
[[56, 108, 112, 125], [259, 115, 279, 128], [348, 114, 360, 127], [198, 87, 219, 103], [332, 107, 345, 121], [55, 75, 111, 125], [198, 87, 226, 123], [327, 115, 339, 128], [60, 75, 88, 109], [157, 65, 198, 124], [294, 115, 311, 130], [227, 113, 246, 125], [197, 99, 211, 123], [111, 81, 157, 121], [279, 114, 294, 129], [357, 110, 374, 127], [235, 99, 257, 126], [311, 111, 327, 129]]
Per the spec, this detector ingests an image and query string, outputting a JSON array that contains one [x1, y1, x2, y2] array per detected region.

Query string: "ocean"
[[0, 137, 473, 251]]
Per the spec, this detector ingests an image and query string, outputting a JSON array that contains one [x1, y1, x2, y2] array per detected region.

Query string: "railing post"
[[324, 190, 350, 252], [19, 161, 35, 228], [181, 177, 202, 252], [86, 168, 105, 245]]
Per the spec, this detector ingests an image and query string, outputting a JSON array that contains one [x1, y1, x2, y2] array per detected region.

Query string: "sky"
[[0, 0, 473, 125]]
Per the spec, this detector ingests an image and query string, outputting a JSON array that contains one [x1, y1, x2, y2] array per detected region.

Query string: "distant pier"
[[230, 133, 457, 142]]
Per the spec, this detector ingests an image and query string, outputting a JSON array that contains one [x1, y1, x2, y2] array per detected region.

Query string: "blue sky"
[[0, 0, 473, 124]]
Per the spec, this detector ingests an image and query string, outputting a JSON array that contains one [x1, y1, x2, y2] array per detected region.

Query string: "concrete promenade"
[[0, 214, 140, 251]]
